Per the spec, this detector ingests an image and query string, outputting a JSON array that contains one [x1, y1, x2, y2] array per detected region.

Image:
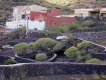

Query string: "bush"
[[64, 46, 80, 59], [53, 42, 64, 51], [80, 49, 87, 55], [35, 53, 48, 61], [86, 54, 93, 61], [12, 43, 29, 54], [102, 41, 106, 45], [33, 38, 57, 50], [56, 26, 68, 33], [94, 49, 101, 53], [4, 59, 16, 65], [68, 23, 78, 31], [77, 41, 91, 50], [77, 55, 83, 62], [12, 26, 26, 33], [97, 21, 106, 27], [86, 58, 102, 64], [5, 27, 26, 35], [82, 20, 94, 28], [67, 36, 74, 42]]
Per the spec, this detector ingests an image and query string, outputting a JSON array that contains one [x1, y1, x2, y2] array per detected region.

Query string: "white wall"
[[28, 20, 46, 30], [75, 9, 93, 17], [6, 20, 46, 30]]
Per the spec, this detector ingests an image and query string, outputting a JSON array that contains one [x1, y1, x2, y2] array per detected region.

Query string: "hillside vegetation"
[[0, 0, 106, 25]]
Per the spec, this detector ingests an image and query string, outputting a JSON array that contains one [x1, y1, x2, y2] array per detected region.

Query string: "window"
[[27, 17, 29, 20], [39, 20, 42, 22], [22, 15, 25, 19]]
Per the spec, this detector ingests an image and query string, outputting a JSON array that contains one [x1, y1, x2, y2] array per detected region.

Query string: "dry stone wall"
[[0, 63, 106, 80], [71, 31, 106, 43]]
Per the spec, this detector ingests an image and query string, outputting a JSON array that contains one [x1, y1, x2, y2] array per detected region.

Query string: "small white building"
[[6, 20, 46, 30], [75, 9, 94, 17], [74, 9, 101, 18]]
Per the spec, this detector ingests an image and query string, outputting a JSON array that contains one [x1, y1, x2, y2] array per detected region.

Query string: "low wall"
[[1, 62, 106, 80], [71, 31, 106, 43], [15, 54, 57, 63]]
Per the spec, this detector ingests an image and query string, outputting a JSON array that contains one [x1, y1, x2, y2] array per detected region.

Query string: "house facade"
[[12, 5, 47, 21], [100, 8, 106, 17], [75, 9, 100, 17], [6, 5, 76, 30]]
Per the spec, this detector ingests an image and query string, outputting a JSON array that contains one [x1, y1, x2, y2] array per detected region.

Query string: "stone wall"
[[0, 62, 106, 80], [70, 31, 106, 43], [76, 17, 106, 22]]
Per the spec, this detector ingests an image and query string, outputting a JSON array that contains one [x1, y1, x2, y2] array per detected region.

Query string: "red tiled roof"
[[19, 6, 28, 11]]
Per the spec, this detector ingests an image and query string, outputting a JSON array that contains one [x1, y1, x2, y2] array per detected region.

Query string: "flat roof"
[[75, 9, 93, 10]]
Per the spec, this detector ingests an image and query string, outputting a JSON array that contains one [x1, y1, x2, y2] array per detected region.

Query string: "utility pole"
[[26, 17, 29, 35]]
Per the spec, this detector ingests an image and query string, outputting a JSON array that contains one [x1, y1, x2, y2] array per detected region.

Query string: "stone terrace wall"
[[71, 31, 106, 43], [1, 63, 106, 80]]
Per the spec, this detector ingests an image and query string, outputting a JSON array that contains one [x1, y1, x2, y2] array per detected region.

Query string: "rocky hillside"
[[45, 0, 70, 5], [0, 0, 106, 25]]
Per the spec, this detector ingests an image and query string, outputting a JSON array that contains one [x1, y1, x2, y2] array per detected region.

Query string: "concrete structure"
[[30, 9, 76, 27], [75, 9, 100, 17], [71, 31, 106, 43], [6, 5, 76, 30]]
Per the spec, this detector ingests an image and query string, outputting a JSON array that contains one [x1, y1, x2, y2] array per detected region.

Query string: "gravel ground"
[[22, 74, 97, 80]]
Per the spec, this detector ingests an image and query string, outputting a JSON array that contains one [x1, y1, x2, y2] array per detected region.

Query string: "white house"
[[6, 5, 47, 30], [12, 5, 47, 21]]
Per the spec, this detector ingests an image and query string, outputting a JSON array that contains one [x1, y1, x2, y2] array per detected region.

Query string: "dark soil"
[[1, 48, 15, 57], [21, 74, 103, 80]]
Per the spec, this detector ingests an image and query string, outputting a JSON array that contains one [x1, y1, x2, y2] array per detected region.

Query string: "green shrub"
[[86, 54, 93, 61], [77, 55, 83, 62], [4, 59, 16, 65], [94, 49, 101, 53], [86, 58, 102, 64], [56, 26, 68, 33], [12, 43, 29, 54], [12, 26, 26, 33], [35, 53, 48, 61], [77, 41, 91, 50], [67, 36, 74, 42], [53, 42, 64, 51], [80, 49, 87, 55], [82, 20, 94, 28], [5, 27, 26, 35], [33, 38, 57, 50], [97, 21, 106, 27], [102, 41, 106, 45], [59, 39, 69, 45], [68, 23, 78, 31], [64, 46, 80, 59]]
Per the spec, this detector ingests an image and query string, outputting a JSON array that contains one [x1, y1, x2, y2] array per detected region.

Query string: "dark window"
[[27, 17, 29, 20], [22, 15, 25, 19], [39, 20, 42, 22]]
